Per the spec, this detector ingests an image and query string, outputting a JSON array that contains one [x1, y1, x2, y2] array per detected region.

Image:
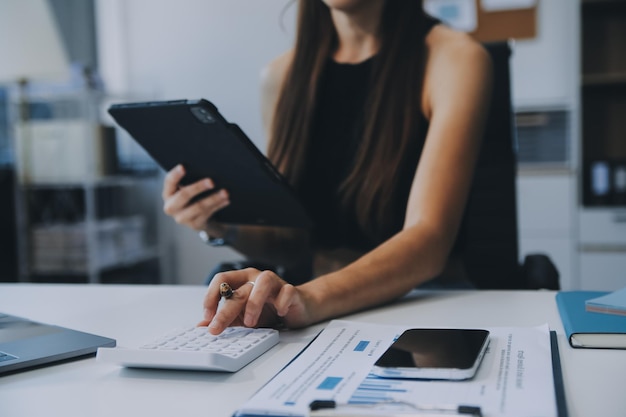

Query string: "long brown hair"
[[268, 0, 428, 242]]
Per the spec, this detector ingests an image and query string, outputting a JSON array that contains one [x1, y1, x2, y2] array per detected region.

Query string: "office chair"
[[460, 41, 560, 290]]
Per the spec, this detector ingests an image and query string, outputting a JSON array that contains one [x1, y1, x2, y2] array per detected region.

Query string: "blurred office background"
[[0, 0, 624, 290]]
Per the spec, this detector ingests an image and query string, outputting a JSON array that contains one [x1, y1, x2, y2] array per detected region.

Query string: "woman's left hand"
[[199, 268, 313, 335]]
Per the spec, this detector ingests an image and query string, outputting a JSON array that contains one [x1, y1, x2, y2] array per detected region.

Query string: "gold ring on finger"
[[219, 282, 234, 299]]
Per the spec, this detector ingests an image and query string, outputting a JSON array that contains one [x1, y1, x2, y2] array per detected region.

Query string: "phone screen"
[[373, 328, 490, 380]]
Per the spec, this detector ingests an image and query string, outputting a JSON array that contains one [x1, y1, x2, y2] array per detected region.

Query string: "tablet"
[[108, 99, 312, 229]]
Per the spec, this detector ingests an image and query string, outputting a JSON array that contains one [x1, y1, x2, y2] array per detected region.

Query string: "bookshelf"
[[579, 0, 626, 290], [12, 90, 163, 284], [581, 0, 626, 206]]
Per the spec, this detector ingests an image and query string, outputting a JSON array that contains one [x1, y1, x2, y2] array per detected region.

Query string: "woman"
[[162, 0, 493, 334]]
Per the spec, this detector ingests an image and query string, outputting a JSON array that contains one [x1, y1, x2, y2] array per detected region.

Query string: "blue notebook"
[[556, 291, 626, 349]]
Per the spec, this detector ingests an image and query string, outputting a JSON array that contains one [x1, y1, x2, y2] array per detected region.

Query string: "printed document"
[[235, 320, 557, 417]]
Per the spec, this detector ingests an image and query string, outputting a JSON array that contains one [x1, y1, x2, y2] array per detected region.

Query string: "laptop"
[[0, 312, 116, 375]]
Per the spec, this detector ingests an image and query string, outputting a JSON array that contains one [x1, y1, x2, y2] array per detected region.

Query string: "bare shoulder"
[[426, 25, 491, 75], [260, 50, 294, 136], [260, 49, 294, 102], [422, 25, 492, 115]]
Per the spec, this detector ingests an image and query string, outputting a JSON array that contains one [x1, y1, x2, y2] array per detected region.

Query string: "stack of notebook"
[[556, 289, 626, 349]]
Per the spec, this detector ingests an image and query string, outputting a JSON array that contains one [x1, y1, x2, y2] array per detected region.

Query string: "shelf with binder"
[[17, 176, 161, 284], [29, 212, 156, 275], [12, 90, 162, 284]]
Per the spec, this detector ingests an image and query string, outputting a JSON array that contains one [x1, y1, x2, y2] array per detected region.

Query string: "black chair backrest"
[[461, 41, 524, 289]]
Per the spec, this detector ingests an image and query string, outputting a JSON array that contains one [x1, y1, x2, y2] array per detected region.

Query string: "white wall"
[[507, 0, 580, 289], [510, 0, 578, 110], [96, 0, 296, 284]]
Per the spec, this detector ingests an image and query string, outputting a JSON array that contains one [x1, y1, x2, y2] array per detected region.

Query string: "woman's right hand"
[[198, 268, 315, 335], [161, 164, 230, 231]]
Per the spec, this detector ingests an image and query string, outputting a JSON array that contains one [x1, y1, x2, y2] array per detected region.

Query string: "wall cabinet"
[[517, 173, 576, 289], [578, 0, 626, 290], [580, 252, 626, 290], [516, 0, 626, 291]]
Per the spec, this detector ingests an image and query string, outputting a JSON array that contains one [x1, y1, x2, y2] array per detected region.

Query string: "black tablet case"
[[108, 99, 312, 229]]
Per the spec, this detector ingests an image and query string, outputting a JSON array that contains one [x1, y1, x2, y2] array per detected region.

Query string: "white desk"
[[0, 284, 624, 417]]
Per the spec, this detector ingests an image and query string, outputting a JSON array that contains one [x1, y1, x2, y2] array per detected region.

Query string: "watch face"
[[199, 230, 225, 247]]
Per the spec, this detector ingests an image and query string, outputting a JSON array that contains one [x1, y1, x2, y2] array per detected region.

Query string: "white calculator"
[[97, 326, 279, 372]]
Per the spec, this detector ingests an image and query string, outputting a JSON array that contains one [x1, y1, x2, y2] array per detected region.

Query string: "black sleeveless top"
[[295, 17, 465, 254], [296, 57, 427, 251]]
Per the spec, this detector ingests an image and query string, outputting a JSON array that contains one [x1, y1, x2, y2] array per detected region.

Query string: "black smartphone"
[[372, 328, 490, 380]]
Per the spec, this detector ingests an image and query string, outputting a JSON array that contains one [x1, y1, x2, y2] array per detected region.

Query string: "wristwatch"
[[198, 230, 226, 247]]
